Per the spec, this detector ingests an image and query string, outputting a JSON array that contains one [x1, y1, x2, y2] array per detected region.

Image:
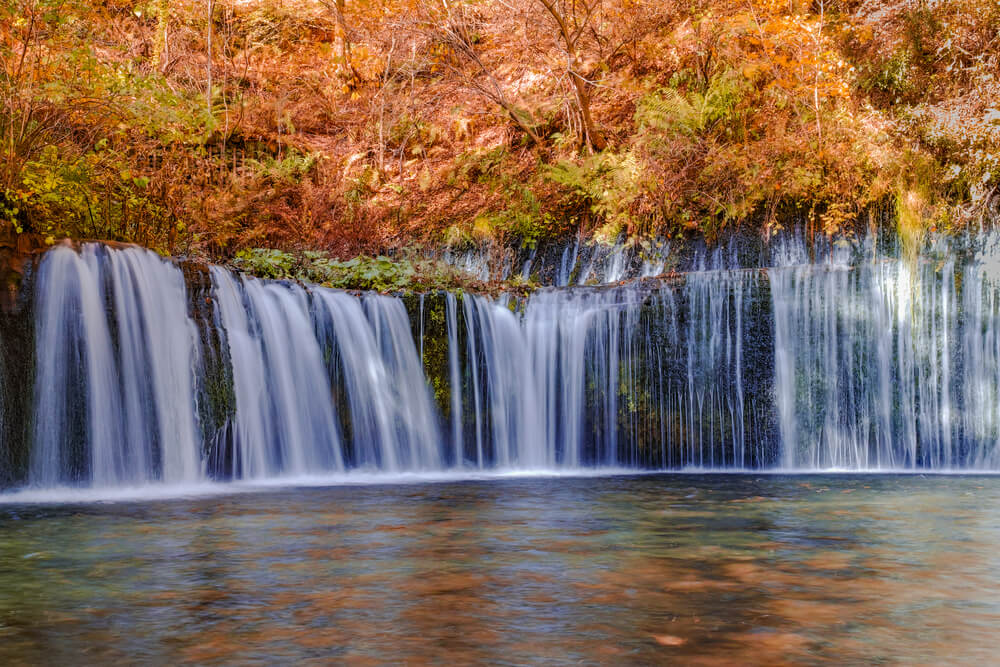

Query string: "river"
[[2, 473, 998, 664]]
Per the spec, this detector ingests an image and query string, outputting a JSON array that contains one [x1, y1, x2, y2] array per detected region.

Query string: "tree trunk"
[[206, 0, 214, 119], [153, 0, 169, 72], [569, 63, 606, 151], [334, 0, 351, 69], [331, 0, 359, 87], [535, 0, 606, 151]]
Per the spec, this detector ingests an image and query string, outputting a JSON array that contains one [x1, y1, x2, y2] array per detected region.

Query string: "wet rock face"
[[0, 243, 40, 487], [181, 261, 237, 477], [2, 243, 777, 487], [438, 212, 914, 288], [0, 233, 47, 315]]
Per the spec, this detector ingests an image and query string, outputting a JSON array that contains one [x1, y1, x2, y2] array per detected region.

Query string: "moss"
[[181, 261, 237, 462], [0, 251, 44, 487], [232, 249, 493, 293], [404, 293, 455, 418]]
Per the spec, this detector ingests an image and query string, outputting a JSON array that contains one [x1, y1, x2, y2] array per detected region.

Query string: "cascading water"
[[312, 290, 442, 470], [770, 245, 1000, 469], [30, 245, 202, 487], [6, 235, 1000, 492], [209, 269, 344, 478]]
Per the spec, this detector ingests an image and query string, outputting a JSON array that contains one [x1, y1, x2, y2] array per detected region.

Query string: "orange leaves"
[[741, 61, 771, 82], [730, 0, 857, 121], [1, 0, 981, 252], [855, 23, 874, 45]]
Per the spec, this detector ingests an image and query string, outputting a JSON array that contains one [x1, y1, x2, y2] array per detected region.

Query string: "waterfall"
[[449, 277, 759, 469], [445, 293, 463, 465], [30, 245, 202, 487], [210, 269, 344, 478], [769, 252, 1000, 469], [8, 236, 1000, 492], [313, 291, 442, 470], [459, 294, 544, 467]]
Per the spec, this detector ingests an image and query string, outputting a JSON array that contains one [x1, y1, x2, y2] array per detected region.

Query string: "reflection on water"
[[1, 475, 999, 664]]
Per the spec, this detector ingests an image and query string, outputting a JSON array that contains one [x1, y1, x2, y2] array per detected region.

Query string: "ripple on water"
[[0, 473, 998, 664]]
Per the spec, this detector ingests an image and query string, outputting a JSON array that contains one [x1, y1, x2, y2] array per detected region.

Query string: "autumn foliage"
[[1, 0, 998, 259]]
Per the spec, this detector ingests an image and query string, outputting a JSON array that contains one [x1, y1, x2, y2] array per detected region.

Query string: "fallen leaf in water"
[[653, 634, 686, 646]]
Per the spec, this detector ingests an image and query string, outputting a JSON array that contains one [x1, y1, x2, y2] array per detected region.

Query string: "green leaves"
[[310, 255, 417, 292], [245, 149, 319, 184], [544, 152, 642, 242], [233, 248, 296, 279], [233, 249, 475, 293], [636, 70, 747, 138]]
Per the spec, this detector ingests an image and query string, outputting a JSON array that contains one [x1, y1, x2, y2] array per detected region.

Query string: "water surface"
[[1, 474, 998, 664]]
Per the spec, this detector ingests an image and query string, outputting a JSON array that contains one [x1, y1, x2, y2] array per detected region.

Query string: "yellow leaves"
[[418, 166, 432, 192], [453, 116, 473, 141], [472, 215, 493, 241], [759, 0, 789, 14]]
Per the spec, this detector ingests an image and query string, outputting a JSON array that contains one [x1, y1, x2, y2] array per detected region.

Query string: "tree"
[[428, 1, 543, 144], [1, 2, 102, 198], [321, 0, 360, 88], [533, 0, 606, 151], [206, 0, 214, 119], [152, 0, 170, 73]]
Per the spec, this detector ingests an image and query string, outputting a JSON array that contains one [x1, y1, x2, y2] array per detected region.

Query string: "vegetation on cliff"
[[231, 248, 497, 292], [1, 0, 998, 263]]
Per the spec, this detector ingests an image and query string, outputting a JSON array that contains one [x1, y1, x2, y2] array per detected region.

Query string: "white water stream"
[[8, 236, 1000, 491]]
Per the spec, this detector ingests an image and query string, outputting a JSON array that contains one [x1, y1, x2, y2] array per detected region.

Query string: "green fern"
[[636, 70, 746, 136], [545, 151, 642, 240], [246, 148, 318, 183]]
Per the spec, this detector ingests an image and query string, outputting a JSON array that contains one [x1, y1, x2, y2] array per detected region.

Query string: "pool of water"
[[1, 474, 999, 664]]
